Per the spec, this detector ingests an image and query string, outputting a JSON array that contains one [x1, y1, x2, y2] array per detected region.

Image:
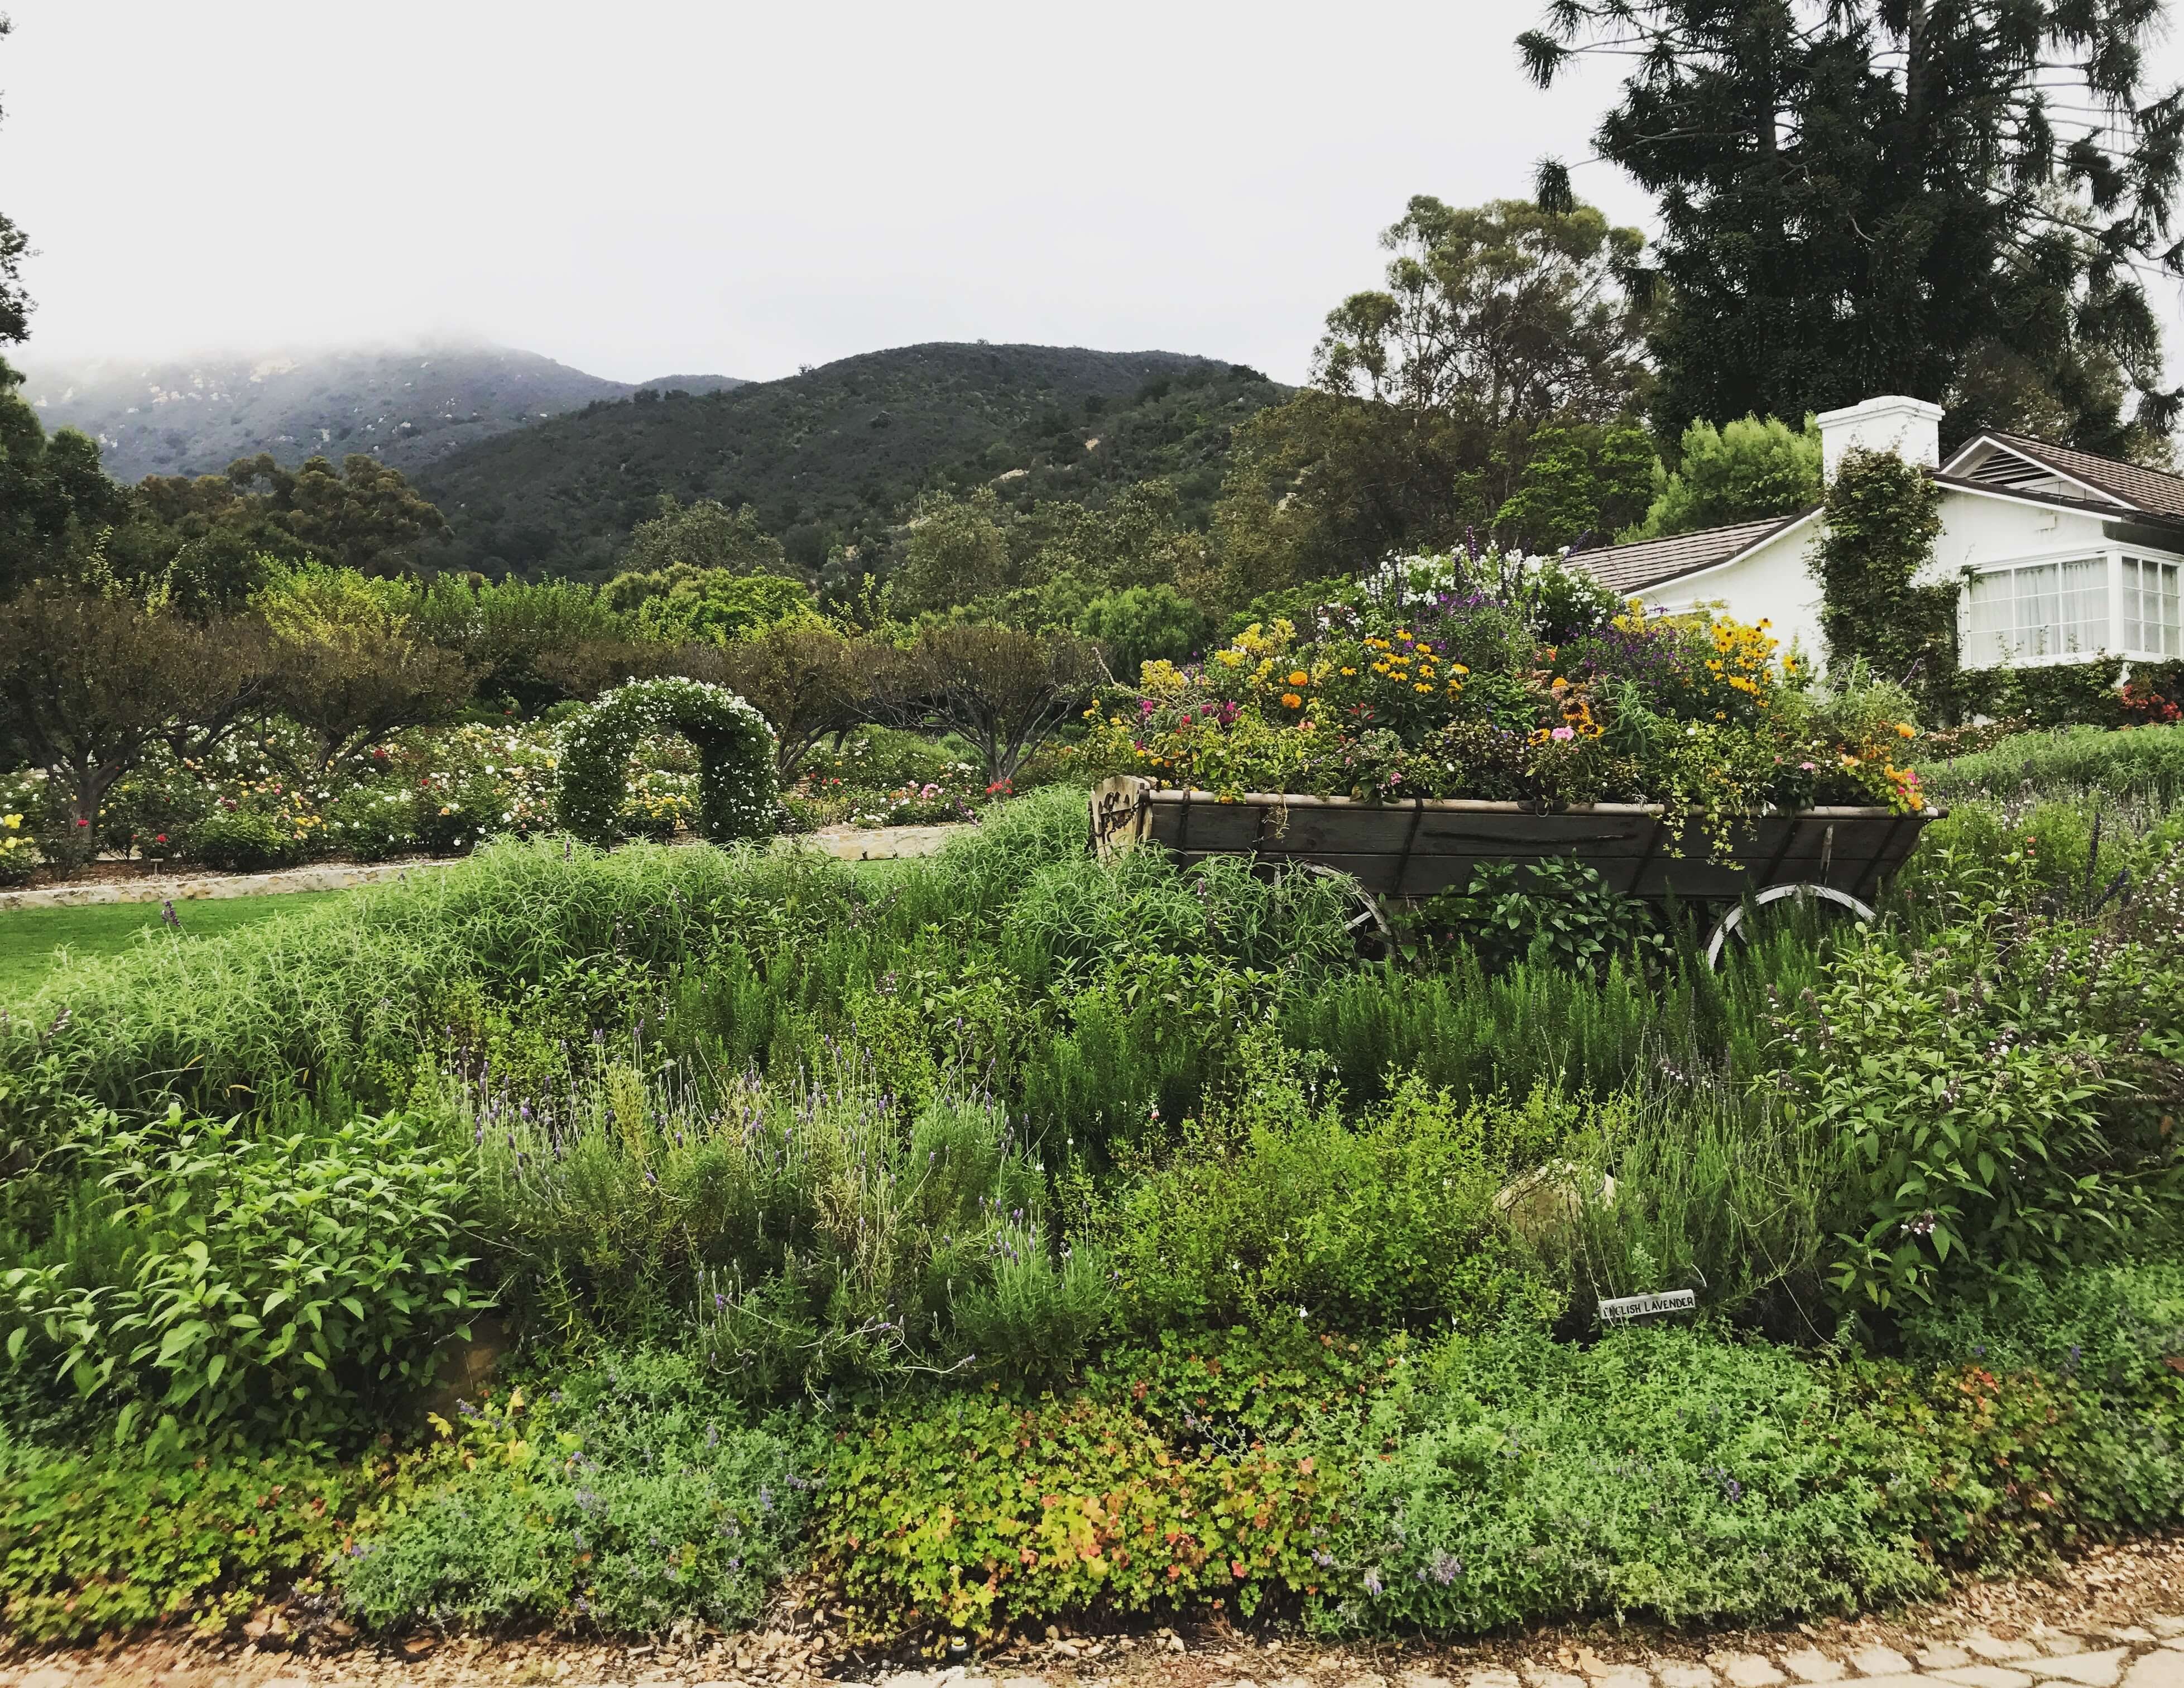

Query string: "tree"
[[718, 622, 874, 782], [895, 490, 1012, 613], [0, 587, 264, 846], [120, 452, 451, 602], [613, 495, 789, 581], [1492, 420, 1658, 552], [629, 569, 815, 645], [1314, 197, 1652, 438], [1209, 197, 1653, 604], [1078, 583, 1209, 679], [0, 367, 126, 591], [879, 626, 1103, 785], [253, 565, 472, 764], [1636, 415, 1823, 538], [1522, 0, 2184, 456]]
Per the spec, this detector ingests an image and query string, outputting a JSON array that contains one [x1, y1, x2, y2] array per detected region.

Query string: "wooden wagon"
[[1087, 776, 1942, 963]]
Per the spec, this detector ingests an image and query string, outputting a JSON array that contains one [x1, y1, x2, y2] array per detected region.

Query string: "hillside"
[[16, 345, 746, 484], [412, 342, 1289, 578]]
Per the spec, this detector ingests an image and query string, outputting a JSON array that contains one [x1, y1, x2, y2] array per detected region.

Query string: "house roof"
[[1944, 430, 2184, 520], [1571, 508, 1818, 594]]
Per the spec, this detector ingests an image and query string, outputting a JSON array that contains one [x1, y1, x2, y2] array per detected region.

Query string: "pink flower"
[[1551, 726, 1575, 742]]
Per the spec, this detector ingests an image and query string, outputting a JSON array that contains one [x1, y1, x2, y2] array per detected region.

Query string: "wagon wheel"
[[1703, 883, 1875, 970], [1298, 862, 1394, 960]]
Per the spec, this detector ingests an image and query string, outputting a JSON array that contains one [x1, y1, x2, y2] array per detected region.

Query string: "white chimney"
[[1815, 394, 1943, 481]]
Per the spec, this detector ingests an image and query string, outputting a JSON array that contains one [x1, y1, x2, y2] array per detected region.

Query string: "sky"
[[6, 2, 2184, 391], [0, 1, 1655, 386]]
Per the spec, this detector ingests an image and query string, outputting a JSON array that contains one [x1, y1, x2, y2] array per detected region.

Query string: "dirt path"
[[4, 1536, 2178, 1688]]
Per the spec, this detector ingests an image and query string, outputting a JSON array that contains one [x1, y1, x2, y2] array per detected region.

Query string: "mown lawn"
[[0, 892, 340, 998]]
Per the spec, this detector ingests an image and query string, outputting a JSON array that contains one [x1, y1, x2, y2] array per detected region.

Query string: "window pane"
[[2014, 563, 2059, 657], [2163, 562, 2182, 656], [2060, 557, 2108, 653], [1965, 570, 2014, 666], [2124, 557, 2145, 651]]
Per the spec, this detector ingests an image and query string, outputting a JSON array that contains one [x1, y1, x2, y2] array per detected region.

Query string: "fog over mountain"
[[13, 344, 743, 484]]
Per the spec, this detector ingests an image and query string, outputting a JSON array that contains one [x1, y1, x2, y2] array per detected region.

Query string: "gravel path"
[[4, 1537, 2177, 1688]]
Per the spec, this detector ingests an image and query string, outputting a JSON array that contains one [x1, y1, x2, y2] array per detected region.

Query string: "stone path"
[[3, 1536, 2177, 1688], [0, 823, 976, 912]]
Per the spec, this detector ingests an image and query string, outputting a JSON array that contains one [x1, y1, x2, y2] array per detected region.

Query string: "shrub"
[[341, 1349, 818, 1636], [555, 677, 777, 845], [189, 807, 314, 871], [1095, 1056, 1561, 1337], [323, 782, 423, 860], [2, 1110, 487, 1442], [879, 624, 1103, 786], [463, 1064, 1108, 1389]]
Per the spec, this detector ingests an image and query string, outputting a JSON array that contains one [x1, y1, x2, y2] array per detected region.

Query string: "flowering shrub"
[[0, 812, 38, 886], [555, 678, 777, 846], [1083, 565, 1926, 850]]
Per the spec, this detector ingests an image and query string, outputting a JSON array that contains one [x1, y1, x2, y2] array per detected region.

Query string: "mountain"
[[14, 345, 746, 485], [412, 342, 1289, 578]]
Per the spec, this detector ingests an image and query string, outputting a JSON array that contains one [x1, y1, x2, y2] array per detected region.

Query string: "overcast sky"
[[7, 1, 2184, 391]]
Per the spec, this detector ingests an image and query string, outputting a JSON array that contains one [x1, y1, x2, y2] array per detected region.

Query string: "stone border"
[[0, 823, 977, 913]]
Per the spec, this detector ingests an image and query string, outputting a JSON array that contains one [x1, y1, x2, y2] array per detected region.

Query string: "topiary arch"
[[555, 677, 778, 846]]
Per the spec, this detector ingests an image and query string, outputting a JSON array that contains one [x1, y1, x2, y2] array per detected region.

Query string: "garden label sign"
[[1598, 1289, 1697, 1325]]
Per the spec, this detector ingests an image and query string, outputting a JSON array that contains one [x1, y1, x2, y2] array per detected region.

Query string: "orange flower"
[[1288, 670, 1309, 687], [1280, 692, 1303, 708]]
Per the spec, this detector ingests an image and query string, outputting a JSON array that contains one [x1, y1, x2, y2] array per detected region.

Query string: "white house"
[[1571, 395, 2184, 674]]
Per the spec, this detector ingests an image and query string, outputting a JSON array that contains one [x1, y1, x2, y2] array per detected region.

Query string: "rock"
[[1001, 1679, 1053, 1688], [1851, 1651, 1914, 1677], [2149, 1621, 2184, 1641], [1467, 1673, 1521, 1688], [2123, 1656, 2184, 1688], [1592, 1670, 1653, 1688], [403, 1634, 440, 1658], [1400, 1674, 1456, 1688], [1783, 1652, 1846, 1683], [1711, 1658, 1788, 1688], [2041, 1639, 2091, 1659], [14, 1672, 71, 1688], [1524, 1672, 1588, 1688], [2104, 1634, 2158, 1648], [1967, 1639, 2041, 1665], [1658, 1667, 1719, 1688], [1934, 1668, 2034, 1688], [1922, 1651, 1976, 1671], [2028, 1654, 2129, 1688]]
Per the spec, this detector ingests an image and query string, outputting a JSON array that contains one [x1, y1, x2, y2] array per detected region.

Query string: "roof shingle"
[[1571, 509, 1817, 594], [1979, 432, 2184, 519]]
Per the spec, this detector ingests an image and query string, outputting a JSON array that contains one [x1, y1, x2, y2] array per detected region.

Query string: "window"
[[1964, 558, 2109, 667], [2121, 556, 2182, 656]]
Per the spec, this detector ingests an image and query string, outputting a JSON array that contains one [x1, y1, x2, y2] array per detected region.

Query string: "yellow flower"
[[1895, 721, 1916, 739], [1288, 670, 1309, 687], [1341, 666, 1357, 676], [1414, 683, 1432, 693], [1, 814, 17, 831]]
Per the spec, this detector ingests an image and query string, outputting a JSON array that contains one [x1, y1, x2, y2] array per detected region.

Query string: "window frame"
[[1959, 543, 2184, 668]]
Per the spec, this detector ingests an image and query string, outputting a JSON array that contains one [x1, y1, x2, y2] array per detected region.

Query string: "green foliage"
[[1096, 1055, 1562, 1337], [0, 1432, 361, 1641], [1492, 420, 1658, 553], [815, 1358, 1337, 1639], [1916, 723, 2184, 808], [1812, 449, 1953, 692], [1078, 582, 1208, 674], [340, 1350, 818, 1636], [1783, 889, 2182, 1313], [1321, 1325, 1937, 1633], [612, 494, 789, 583], [1637, 415, 1822, 539], [554, 677, 777, 845], [632, 570, 814, 645], [1407, 857, 1666, 977], [188, 807, 313, 872], [3, 1110, 484, 1443]]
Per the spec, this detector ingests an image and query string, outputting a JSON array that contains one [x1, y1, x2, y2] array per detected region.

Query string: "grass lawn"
[[0, 892, 340, 999]]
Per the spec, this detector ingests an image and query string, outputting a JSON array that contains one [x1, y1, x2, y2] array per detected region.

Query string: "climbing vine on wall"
[[555, 677, 777, 846], [1812, 447, 1957, 708]]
